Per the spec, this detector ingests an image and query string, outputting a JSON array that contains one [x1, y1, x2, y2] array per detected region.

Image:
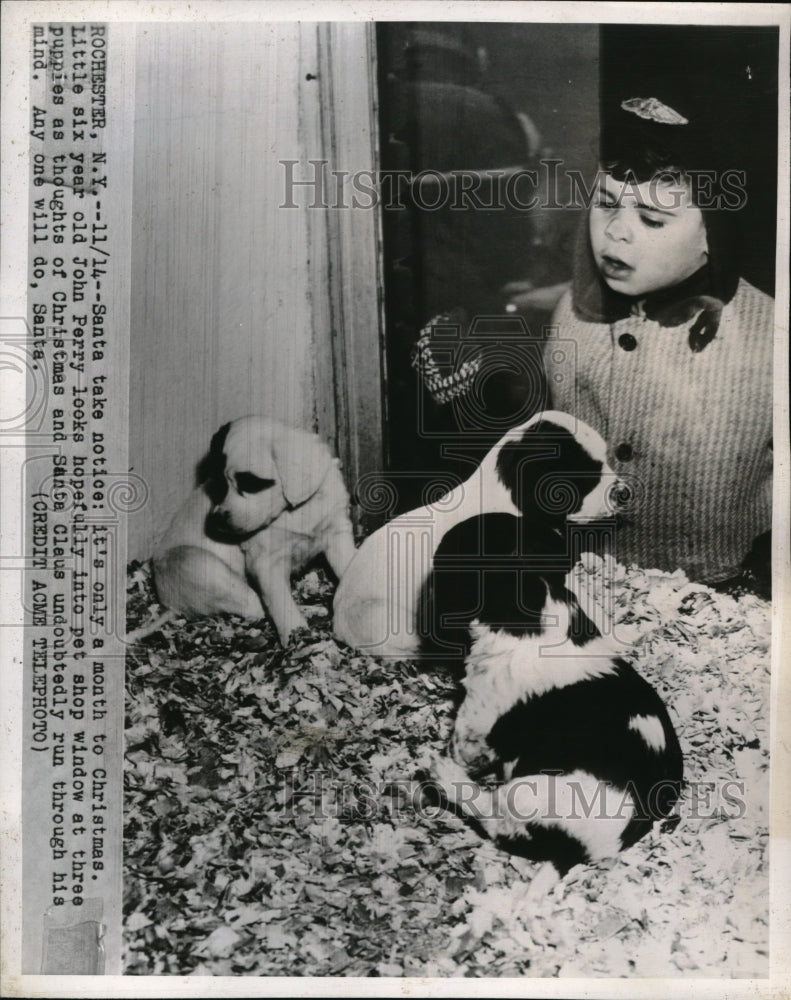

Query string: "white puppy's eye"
[[235, 472, 276, 495]]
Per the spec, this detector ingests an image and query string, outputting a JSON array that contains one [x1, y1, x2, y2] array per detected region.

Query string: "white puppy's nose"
[[208, 506, 232, 530]]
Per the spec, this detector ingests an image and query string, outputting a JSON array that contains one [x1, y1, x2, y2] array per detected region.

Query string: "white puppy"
[[153, 415, 356, 642], [332, 410, 619, 659]]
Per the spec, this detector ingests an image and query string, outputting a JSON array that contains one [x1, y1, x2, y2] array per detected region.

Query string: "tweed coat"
[[544, 279, 774, 582]]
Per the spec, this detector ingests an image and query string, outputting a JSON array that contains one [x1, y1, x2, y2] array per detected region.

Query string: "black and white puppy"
[[333, 410, 616, 658], [423, 510, 683, 875]]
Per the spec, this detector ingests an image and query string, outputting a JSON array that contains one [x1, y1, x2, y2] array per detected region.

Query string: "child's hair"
[[599, 100, 716, 187]]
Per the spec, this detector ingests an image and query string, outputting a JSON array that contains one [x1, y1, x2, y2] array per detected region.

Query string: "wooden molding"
[[300, 22, 387, 531]]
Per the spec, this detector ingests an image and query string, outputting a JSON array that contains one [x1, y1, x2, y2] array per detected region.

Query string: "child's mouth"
[[600, 255, 634, 279]]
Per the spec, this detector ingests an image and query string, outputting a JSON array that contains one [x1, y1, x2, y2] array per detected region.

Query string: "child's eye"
[[640, 214, 665, 229]]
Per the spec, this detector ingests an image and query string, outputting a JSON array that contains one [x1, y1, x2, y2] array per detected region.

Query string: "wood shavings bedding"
[[123, 556, 770, 977]]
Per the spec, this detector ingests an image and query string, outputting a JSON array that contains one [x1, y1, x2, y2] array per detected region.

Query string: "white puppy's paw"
[[430, 756, 471, 803], [429, 756, 495, 827], [283, 623, 321, 649]]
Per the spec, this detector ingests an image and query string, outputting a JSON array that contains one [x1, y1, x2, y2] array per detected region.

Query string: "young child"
[[544, 93, 774, 593]]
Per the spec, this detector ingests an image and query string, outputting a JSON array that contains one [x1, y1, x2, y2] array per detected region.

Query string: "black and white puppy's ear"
[[495, 418, 605, 525], [197, 421, 231, 504], [420, 512, 558, 667], [271, 425, 333, 507]]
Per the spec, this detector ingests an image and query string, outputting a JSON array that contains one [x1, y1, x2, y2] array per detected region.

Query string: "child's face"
[[589, 173, 709, 297]]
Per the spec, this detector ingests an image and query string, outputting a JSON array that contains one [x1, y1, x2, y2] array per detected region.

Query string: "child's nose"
[[605, 212, 631, 242]]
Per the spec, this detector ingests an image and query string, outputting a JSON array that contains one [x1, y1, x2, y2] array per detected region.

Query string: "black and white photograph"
[[1, 0, 790, 994]]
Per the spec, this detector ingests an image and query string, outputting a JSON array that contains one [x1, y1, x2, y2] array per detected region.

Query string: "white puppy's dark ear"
[[496, 420, 604, 523], [197, 422, 231, 499], [272, 426, 333, 506]]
